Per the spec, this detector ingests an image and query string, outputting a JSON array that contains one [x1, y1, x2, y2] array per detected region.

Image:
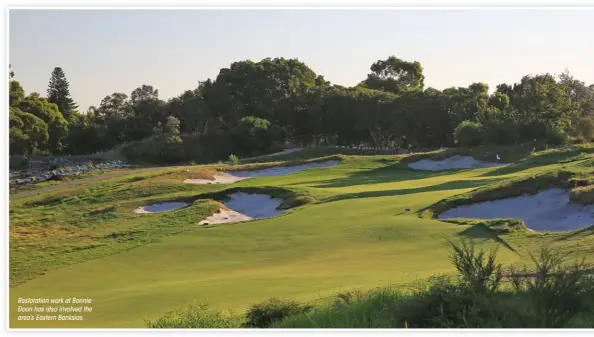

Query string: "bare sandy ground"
[[438, 188, 594, 232], [199, 192, 284, 225], [408, 155, 505, 171], [184, 160, 339, 185], [134, 202, 189, 214]]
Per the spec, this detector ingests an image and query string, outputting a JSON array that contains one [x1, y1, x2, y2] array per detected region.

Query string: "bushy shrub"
[[453, 121, 484, 146], [231, 117, 285, 157], [242, 298, 312, 328], [118, 137, 185, 164], [448, 240, 502, 295], [145, 302, 242, 328], [228, 154, 239, 165], [576, 117, 594, 141], [545, 126, 570, 146], [483, 120, 518, 145]]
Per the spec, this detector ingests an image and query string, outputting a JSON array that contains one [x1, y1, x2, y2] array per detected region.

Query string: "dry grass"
[[9, 225, 77, 242]]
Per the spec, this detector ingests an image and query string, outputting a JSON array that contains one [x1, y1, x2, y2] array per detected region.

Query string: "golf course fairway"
[[9, 148, 594, 328]]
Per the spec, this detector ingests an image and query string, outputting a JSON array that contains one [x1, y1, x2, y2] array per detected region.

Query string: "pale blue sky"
[[9, 9, 594, 111]]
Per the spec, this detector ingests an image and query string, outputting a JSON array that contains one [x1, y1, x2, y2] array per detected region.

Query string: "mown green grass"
[[9, 145, 594, 328]]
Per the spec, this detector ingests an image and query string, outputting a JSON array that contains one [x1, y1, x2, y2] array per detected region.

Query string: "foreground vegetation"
[[147, 241, 594, 328]]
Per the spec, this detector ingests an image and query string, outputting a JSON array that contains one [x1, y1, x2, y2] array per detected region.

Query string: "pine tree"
[[47, 67, 79, 122]]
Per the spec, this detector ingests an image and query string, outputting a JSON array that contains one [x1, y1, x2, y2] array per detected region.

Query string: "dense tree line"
[[8, 57, 594, 163]]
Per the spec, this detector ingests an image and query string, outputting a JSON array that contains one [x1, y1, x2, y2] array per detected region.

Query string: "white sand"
[[438, 188, 594, 232], [183, 173, 249, 185], [199, 192, 284, 225], [134, 202, 189, 214], [184, 160, 339, 185], [408, 155, 505, 171]]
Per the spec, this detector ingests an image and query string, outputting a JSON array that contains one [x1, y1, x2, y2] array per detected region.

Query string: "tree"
[[510, 74, 579, 140], [454, 121, 484, 146], [206, 57, 318, 133], [10, 107, 49, 155], [9, 80, 25, 106], [360, 56, 425, 94], [47, 67, 79, 122], [130, 85, 159, 106], [575, 116, 594, 141], [559, 70, 594, 119], [231, 116, 283, 156], [19, 94, 69, 153]]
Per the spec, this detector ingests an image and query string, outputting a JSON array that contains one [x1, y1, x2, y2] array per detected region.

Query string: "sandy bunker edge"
[[437, 187, 594, 232], [408, 155, 505, 171], [184, 160, 339, 185], [199, 192, 285, 225], [134, 202, 189, 214]]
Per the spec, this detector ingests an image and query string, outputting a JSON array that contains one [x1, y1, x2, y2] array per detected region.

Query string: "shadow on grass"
[[319, 177, 506, 204], [311, 163, 466, 189], [480, 148, 594, 177], [554, 225, 594, 242], [455, 223, 518, 254]]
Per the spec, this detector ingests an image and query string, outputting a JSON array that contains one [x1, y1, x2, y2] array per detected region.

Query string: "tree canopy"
[[9, 56, 594, 163]]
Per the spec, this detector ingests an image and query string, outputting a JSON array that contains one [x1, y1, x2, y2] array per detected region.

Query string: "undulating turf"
[[9, 145, 594, 328]]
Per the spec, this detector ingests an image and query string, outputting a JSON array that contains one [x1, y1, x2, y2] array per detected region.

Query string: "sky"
[[9, 8, 594, 112]]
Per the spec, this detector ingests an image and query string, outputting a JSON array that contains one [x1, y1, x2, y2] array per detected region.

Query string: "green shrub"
[[522, 247, 594, 328], [545, 127, 569, 146], [484, 120, 518, 145], [228, 154, 239, 165], [576, 117, 594, 141], [242, 298, 312, 328], [448, 240, 502, 295], [454, 121, 484, 147], [231, 117, 285, 157], [145, 301, 242, 328]]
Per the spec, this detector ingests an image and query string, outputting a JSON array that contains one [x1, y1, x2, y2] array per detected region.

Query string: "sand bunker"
[[199, 192, 284, 225], [242, 148, 304, 160], [184, 160, 339, 185], [408, 155, 505, 171], [438, 188, 594, 232], [134, 202, 189, 214]]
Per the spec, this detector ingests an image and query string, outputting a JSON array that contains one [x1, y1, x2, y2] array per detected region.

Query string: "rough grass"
[[9, 169, 115, 194], [570, 185, 594, 204], [9, 144, 594, 328]]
